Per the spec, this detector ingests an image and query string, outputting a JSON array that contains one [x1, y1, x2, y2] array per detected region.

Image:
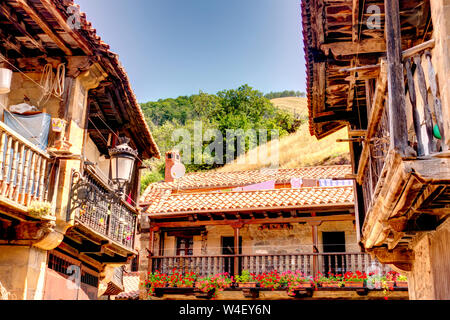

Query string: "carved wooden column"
[[384, 0, 409, 155]]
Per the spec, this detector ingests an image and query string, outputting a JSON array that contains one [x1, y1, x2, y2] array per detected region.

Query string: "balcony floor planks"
[[362, 151, 450, 249], [73, 219, 137, 258]]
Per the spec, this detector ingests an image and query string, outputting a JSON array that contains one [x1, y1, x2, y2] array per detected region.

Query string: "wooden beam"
[[151, 214, 355, 228], [320, 39, 386, 56], [113, 87, 131, 122], [16, 0, 72, 55], [0, 2, 46, 52], [387, 231, 406, 250], [39, 0, 93, 55], [0, 28, 24, 55], [384, 0, 408, 156], [402, 39, 435, 60], [368, 247, 414, 266], [106, 90, 124, 125], [356, 59, 387, 184], [313, 111, 355, 123], [348, 130, 367, 137]]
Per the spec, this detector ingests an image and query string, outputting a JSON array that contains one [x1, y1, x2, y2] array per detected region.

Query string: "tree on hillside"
[[140, 85, 297, 188]]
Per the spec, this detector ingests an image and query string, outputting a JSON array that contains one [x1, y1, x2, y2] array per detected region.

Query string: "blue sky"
[[76, 0, 306, 102]]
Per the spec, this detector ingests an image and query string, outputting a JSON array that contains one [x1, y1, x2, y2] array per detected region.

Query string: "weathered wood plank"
[[384, 0, 408, 155], [405, 59, 425, 156], [413, 54, 435, 154]]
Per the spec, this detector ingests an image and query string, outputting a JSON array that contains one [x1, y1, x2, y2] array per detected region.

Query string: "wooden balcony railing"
[[68, 170, 138, 250], [0, 121, 53, 211], [357, 40, 446, 213], [149, 253, 391, 277]]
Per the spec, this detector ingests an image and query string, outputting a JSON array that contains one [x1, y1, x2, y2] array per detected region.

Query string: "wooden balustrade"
[[149, 253, 391, 276], [358, 40, 445, 213], [0, 121, 53, 210]]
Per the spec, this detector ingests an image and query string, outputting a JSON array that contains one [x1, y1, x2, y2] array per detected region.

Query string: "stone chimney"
[[164, 150, 181, 182]]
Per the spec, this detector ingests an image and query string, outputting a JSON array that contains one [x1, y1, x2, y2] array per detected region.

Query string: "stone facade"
[[409, 218, 450, 300]]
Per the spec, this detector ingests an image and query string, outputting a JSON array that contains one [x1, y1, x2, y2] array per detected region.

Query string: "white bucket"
[[0, 68, 13, 94]]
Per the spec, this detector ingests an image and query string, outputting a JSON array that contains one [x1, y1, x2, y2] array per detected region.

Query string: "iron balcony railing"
[[67, 170, 138, 250]]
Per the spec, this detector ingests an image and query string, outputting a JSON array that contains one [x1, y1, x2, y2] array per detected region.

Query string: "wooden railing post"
[[384, 0, 409, 155]]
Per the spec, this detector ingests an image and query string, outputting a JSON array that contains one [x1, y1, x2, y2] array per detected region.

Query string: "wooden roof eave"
[[145, 202, 354, 220]]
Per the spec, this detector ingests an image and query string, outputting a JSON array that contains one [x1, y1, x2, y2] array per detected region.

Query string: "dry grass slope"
[[218, 97, 350, 172]]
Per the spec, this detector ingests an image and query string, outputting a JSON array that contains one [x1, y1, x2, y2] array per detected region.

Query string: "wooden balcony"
[[0, 120, 54, 218], [149, 253, 391, 277], [67, 169, 138, 253], [356, 40, 450, 255]]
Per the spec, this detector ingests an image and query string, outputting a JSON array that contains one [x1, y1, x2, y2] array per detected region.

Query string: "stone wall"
[[409, 218, 450, 300], [8, 72, 60, 118], [0, 246, 47, 300]]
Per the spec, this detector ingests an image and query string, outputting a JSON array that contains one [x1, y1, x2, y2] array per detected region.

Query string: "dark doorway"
[[322, 232, 346, 275], [222, 237, 242, 275]]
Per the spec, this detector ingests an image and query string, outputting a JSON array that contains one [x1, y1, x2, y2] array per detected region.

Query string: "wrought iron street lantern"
[[109, 137, 138, 196]]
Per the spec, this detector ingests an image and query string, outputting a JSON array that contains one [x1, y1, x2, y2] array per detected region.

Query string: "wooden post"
[[232, 223, 244, 276], [308, 216, 322, 276], [147, 226, 159, 274], [384, 0, 409, 155]]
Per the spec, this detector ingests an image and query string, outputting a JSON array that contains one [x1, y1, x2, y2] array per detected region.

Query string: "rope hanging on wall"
[[37, 63, 65, 107]]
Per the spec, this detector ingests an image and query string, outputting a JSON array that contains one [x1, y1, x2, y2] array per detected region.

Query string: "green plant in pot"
[[235, 270, 258, 288], [28, 201, 53, 219], [395, 275, 408, 288]]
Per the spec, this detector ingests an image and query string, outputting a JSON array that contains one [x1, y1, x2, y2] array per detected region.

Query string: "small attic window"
[[167, 153, 173, 159]]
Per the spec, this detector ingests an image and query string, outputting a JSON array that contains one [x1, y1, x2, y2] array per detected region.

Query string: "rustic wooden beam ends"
[[367, 247, 414, 271], [16, 0, 73, 56]]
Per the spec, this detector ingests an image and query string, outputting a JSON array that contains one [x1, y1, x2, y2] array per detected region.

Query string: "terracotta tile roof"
[[142, 166, 352, 197], [115, 272, 140, 300], [145, 186, 354, 216]]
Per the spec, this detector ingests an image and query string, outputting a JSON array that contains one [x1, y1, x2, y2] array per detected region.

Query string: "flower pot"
[[384, 281, 395, 289], [344, 281, 364, 288], [320, 281, 342, 288], [395, 281, 408, 288], [237, 282, 258, 288], [0, 68, 12, 94], [195, 289, 215, 299], [242, 288, 260, 299], [293, 282, 313, 289]]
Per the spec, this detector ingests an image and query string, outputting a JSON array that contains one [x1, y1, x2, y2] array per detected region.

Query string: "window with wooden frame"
[[176, 237, 194, 256]]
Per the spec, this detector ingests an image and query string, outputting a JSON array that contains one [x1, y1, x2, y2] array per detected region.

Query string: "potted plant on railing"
[[146, 271, 168, 297], [258, 270, 283, 290], [316, 272, 343, 288], [176, 272, 197, 288], [236, 270, 259, 288], [28, 201, 54, 220], [383, 271, 398, 289], [286, 271, 315, 297], [210, 273, 233, 289], [395, 275, 408, 288], [342, 271, 366, 288], [195, 276, 219, 299]]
